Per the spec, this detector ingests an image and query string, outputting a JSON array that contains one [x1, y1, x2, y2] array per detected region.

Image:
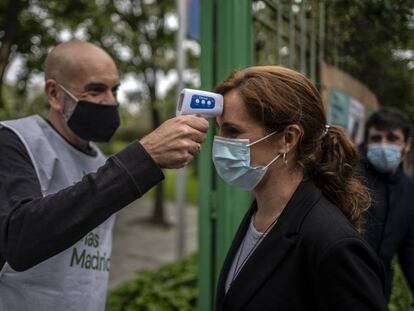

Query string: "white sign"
[[347, 98, 365, 145]]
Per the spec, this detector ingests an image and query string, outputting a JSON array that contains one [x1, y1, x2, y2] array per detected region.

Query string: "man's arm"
[[0, 115, 208, 271], [0, 127, 164, 271], [398, 209, 414, 295]]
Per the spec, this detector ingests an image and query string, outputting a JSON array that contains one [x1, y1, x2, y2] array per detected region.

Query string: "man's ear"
[[403, 137, 412, 155], [45, 79, 64, 112]]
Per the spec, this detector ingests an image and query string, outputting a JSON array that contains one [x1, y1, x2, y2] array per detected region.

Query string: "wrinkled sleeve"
[[398, 211, 414, 295], [0, 128, 164, 271]]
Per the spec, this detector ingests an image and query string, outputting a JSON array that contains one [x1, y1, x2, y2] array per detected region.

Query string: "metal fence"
[[252, 0, 325, 81]]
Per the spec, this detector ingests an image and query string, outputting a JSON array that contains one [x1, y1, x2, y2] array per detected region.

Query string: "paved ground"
[[108, 198, 198, 290]]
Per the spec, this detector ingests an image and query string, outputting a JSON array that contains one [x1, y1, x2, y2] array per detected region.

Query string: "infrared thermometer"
[[176, 88, 223, 118]]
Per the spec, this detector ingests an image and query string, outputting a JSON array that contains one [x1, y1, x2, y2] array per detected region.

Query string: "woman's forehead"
[[220, 90, 249, 123], [217, 90, 264, 132]]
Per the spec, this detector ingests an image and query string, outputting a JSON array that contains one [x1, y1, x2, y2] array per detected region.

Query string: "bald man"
[[0, 40, 208, 311]]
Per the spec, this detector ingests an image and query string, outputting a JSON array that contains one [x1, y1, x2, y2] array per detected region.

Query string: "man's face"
[[61, 49, 120, 106], [367, 126, 410, 156]]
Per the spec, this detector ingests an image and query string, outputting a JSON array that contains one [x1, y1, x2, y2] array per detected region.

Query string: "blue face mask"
[[367, 143, 402, 173], [212, 131, 280, 190]]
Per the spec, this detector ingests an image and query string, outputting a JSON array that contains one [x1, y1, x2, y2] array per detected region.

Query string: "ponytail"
[[307, 125, 370, 232]]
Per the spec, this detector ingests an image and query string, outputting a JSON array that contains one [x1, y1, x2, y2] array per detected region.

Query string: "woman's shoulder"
[[299, 195, 370, 253], [297, 196, 382, 273]]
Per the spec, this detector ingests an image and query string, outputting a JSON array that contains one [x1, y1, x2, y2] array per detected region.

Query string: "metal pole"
[[176, 0, 187, 260], [319, 1, 325, 63], [310, 0, 316, 82], [276, 1, 282, 65], [300, 0, 307, 75], [288, 0, 295, 69], [198, 0, 215, 308]]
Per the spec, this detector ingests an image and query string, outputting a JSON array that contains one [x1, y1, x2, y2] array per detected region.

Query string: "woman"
[[212, 66, 387, 311]]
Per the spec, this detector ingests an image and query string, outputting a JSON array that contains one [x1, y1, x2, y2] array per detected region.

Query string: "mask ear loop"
[[247, 131, 282, 169], [57, 83, 79, 121], [247, 131, 278, 147], [57, 83, 79, 102], [264, 153, 281, 169]]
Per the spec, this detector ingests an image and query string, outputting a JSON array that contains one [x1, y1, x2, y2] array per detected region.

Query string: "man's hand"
[[139, 115, 209, 169]]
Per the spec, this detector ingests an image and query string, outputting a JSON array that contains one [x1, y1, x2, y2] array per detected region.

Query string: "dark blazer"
[[216, 180, 387, 311], [358, 150, 414, 300]]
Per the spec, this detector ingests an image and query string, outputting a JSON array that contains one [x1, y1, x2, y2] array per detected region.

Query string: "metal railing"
[[252, 0, 325, 82]]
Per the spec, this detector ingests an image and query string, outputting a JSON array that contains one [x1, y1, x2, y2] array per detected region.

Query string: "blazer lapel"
[[220, 179, 322, 310]]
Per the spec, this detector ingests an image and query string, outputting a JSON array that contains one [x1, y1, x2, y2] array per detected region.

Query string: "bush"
[[106, 254, 197, 311], [389, 258, 413, 311], [107, 254, 413, 311]]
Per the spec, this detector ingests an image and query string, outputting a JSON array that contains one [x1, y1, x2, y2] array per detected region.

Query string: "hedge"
[[106, 254, 412, 311], [106, 254, 197, 311], [389, 258, 413, 311]]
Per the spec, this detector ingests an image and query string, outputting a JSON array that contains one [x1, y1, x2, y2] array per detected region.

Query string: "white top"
[[225, 217, 268, 293]]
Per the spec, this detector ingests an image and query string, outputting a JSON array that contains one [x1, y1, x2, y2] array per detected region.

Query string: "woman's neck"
[[253, 165, 303, 232]]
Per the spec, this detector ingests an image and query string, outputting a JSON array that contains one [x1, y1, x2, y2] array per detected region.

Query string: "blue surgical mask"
[[212, 131, 280, 190], [367, 143, 402, 173]]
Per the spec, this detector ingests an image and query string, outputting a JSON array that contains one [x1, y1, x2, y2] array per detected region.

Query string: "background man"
[[0, 40, 209, 311], [359, 107, 414, 302]]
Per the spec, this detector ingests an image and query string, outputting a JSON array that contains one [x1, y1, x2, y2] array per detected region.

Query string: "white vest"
[[0, 115, 115, 311]]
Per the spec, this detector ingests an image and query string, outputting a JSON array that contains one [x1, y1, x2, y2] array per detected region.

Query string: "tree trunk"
[[152, 181, 166, 225], [0, 0, 23, 109]]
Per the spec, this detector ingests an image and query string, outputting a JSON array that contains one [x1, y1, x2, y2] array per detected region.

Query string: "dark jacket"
[[0, 126, 164, 271], [359, 145, 414, 300], [216, 180, 387, 311]]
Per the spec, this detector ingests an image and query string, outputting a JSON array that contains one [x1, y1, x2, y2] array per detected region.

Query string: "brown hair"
[[214, 66, 370, 231]]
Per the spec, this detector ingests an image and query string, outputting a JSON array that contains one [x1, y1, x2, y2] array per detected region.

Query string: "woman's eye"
[[223, 128, 241, 138], [228, 128, 240, 134]]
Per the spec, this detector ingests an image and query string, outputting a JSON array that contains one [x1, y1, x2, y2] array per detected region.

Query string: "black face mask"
[[67, 100, 120, 142], [59, 83, 120, 142]]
